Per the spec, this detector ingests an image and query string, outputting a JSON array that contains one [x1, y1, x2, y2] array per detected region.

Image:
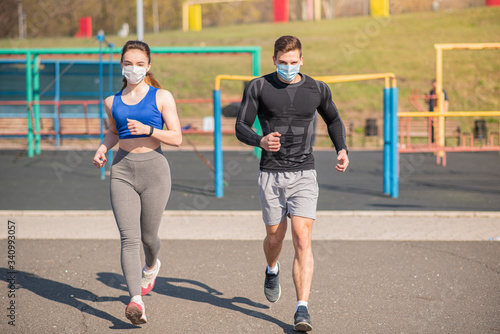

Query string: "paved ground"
[[0, 148, 499, 333], [0, 233, 499, 333]]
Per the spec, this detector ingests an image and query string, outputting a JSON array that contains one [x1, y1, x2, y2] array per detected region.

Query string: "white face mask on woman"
[[122, 65, 147, 84]]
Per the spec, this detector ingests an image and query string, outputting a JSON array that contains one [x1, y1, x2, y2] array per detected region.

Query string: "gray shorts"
[[258, 169, 319, 226]]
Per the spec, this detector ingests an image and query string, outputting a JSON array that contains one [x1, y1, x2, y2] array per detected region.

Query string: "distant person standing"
[[426, 79, 449, 142], [235, 35, 349, 332], [93, 40, 182, 325]]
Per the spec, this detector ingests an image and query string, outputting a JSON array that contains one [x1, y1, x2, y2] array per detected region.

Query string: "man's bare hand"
[[260, 132, 281, 152], [335, 149, 349, 172]]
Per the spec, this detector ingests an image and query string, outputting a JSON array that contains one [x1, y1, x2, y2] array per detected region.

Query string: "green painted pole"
[[33, 54, 41, 155], [251, 49, 261, 77], [0, 45, 263, 161], [26, 51, 34, 157], [0, 46, 262, 56], [251, 48, 262, 159]]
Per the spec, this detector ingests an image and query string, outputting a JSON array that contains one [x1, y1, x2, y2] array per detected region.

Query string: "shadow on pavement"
[[0, 268, 138, 330], [97, 272, 297, 333]]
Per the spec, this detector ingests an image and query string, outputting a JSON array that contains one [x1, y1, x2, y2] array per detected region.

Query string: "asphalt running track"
[[0, 149, 499, 211], [0, 148, 499, 333]]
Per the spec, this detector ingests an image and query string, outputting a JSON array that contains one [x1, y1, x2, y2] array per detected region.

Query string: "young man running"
[[235, 35, 349, 332]]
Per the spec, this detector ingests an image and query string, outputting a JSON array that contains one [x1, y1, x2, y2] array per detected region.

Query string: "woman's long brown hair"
[[120, 40, 162, 91]]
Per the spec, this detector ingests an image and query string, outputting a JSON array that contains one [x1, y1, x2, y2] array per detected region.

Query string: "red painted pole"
[[273, 0, 289, 23], [486, 0, 500, 6]]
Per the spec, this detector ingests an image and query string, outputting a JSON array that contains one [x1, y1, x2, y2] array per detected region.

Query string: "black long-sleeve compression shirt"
[[235, 72, 347, 172]]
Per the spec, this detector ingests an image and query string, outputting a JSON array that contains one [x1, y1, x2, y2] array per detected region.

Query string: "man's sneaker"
[[141, 259, 161, 296], [294, 305, 313, 332], [264, 262, 281, 303], [125, 299, 147, 325]]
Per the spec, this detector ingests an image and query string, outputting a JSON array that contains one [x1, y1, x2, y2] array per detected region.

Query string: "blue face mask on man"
[[276, 63, 300, 82]]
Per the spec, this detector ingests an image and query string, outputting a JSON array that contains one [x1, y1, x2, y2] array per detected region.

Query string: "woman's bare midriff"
[[119, 137, 161, 153]]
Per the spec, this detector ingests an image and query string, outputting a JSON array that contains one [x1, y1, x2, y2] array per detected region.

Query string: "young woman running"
[[92, 40, 182, 325]]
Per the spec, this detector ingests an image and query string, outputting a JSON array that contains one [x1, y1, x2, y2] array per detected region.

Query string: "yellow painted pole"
[[184, 0, 250, 32], [182, 3, 189, 32], [314, 0, 321, 21], [370, 0, 389, 17], [314, 73, 396, 84], [398, 111, 500, 117], [435, 43, 500, 50], [215, 74, 255, 90], [435, 45, 445, 162], [189, 4, 202, 31], [215, 73, 397, 90], [432, 42, 500, 158]]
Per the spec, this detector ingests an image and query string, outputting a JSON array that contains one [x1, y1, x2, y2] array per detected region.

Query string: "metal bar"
[[137, 0, 144, 41], [98, 40, 105, 181], [251, 49, 262, 159], [427, 117, 432, 145], [406, 118, 410, 147], [33, 54, 41, 155], [398, 111, 500, 117], [383, 88, 391, 195], [213, 89, 223, 198], [55, 60, 60, 147], [108, 47, 114, 171], [83, 102, 90, 134], [399, 146, 500, 153], [435, 46, 445, 165], [314, 0, 321, 20], [435, 43, 500, 51], [26, 51, 33, 157], [252, 49, 261, 77], [215, 73, 398, 89], [391, 87, 399, 198], [314, 73, 397, 84], [0, 46, 262, 55]]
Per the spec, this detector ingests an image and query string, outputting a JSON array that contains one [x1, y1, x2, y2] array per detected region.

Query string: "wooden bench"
[[0, 117, 102, 136], [0, 116, 238, 137], [399, 117, 461, 146]]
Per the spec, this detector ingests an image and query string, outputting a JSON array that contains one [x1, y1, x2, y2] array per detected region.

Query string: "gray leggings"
[[110, 147, 171, 297]]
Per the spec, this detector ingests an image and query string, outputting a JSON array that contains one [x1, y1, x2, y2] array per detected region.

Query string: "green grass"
[[2, 7, 500, 147]]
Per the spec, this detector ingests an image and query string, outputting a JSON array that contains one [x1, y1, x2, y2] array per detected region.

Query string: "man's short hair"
[[274, 35, 302, 58]]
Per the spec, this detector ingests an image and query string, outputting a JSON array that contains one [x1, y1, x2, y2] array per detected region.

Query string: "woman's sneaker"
[[125, 299, 147, 325], [264, 261, 281, 303], [294, 305, 313, 332], [141, 259, 161, 296]]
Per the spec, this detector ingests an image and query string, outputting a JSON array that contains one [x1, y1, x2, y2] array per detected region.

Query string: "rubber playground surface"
[[0, 148, 499, 333], [1, 148, 499, 211]]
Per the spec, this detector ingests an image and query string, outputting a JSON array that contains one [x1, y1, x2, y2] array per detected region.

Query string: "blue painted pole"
[[33, 54, 41, 155], [97, 32, 105, 180], [383, 87, 391, 195], [390, 87, 399, 198], [54, 60, 60, 147], [26, 51, 34, 157], [107, 45, 114, 170], [213, 89, 223, 198]]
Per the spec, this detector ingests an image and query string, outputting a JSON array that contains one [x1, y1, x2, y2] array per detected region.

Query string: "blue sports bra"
[[112, 86, 165, 139]]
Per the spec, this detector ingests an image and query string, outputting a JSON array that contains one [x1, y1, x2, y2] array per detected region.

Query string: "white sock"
[[131, 295, 142, 304], [144, 260, 157, 274], [267, 263, 279, 275], [297, 300, 308, 311]]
